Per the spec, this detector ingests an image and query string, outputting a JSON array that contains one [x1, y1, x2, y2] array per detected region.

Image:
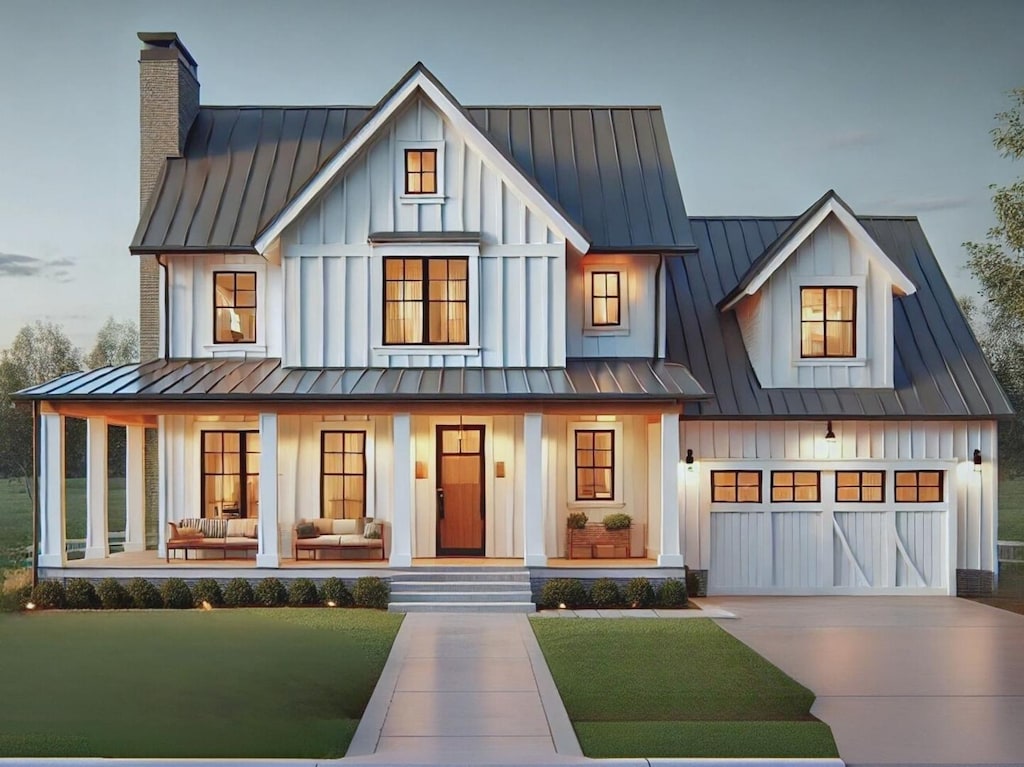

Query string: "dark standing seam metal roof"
[[131, 105, 694, 253], [666, 216, 1013, 419], [15, 358, 708, 403]]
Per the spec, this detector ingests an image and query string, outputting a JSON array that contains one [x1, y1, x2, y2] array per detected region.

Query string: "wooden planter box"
[[567, 524, 630, 559]]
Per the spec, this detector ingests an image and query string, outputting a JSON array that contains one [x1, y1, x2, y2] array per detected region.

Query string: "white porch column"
[[658, 411, 684, 567], [124, 425, 146, 552], [38, 412, 66, 568], [390, 413, 413, 567], [523, 412, 547, 566], [157, 416, 168, 557], [257, 412, 280, 567], [84, 417, 109, 559]]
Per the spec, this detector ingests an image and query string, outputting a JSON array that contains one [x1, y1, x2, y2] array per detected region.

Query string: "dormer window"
[[584, 264, 629, 334], [214, 271, 257, 344], [591, 271, 621, 326], [405, 149, 437, 194], [800, 286, 855, 358]]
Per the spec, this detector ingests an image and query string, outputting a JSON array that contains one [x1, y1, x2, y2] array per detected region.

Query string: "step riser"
[[391, 581, 530, 593], [391, 591, 534, 603], [388, 603, 536, 614], [389, 573, 530, 583]]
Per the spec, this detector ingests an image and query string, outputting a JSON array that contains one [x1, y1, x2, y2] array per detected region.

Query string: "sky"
[[0, 0, 1021, 351]]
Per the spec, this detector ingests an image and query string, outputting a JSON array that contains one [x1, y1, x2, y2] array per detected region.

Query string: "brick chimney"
[[138, 32, 199, 361]]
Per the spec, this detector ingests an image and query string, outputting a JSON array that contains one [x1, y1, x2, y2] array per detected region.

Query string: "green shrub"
[[192, 578, 224, 607], [353, 576, 390, 609], [223, 578, 255, 607], [539, 578, 588, 609], [624, 577, 655, 608], [320, 577, 354, 607], [656, 577, 688, 608], [160, 578, 193, 609], [254, 577, 288, 607], [589, 578, 622, 608], [127, 578, 163, 609], [602, 513, 632, 531], [64, 579, 100, 609], [30, 579, 66, 609], [288, 578, 319, 606], [1, 581, 32, 612], [97, 578, 131, 609], [566, 512, 589, 529]]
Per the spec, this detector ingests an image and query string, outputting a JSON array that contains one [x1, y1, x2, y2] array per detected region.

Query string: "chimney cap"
[[138, 32, 198, 69]]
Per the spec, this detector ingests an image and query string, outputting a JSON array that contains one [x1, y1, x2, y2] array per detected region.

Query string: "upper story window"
[[384, 257, 468, 345], [405, 149, 437, 194], [591, 271, 621, 326], [214, 272, 257, 344], [801, 286, 855, 357]]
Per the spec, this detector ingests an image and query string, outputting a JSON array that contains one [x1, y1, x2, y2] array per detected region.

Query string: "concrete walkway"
[[347, 612, 582, 764], [713, 596, 1024, 767]]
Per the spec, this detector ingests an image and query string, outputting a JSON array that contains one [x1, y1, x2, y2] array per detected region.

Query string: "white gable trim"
[[721, 197, 916, 311], [254, 71, 590, 255]]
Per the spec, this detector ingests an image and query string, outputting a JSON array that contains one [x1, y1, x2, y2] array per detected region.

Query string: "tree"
[[85, 317, 138, 369], [965, 87, 1024, 477]]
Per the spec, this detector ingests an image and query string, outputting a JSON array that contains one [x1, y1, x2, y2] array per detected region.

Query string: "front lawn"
[[999, 477, 1024, 542], [531, 618, 838, 758], [0, 609, 402, 758]]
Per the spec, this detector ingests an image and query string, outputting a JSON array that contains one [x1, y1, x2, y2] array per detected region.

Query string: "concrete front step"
[[389, 570, 530, 583], [391, 580, 531, 593], [390, 590, 534, 603], [388, 601, 537, 613]]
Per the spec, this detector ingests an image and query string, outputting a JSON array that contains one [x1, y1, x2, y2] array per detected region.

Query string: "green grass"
[[531, 618, 838, 759], [0, 608, 402, 758], [999, 478, 1024, 542]]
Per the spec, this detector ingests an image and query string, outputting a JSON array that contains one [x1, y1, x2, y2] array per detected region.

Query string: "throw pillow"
[[178, 526, 205, 539], [363, 521, 382, 540], [296, 523, 318, 539]]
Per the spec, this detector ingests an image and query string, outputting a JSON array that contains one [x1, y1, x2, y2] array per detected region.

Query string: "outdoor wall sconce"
[[824, 421, 836, 443], [415, 461, 428, 479], [973, 449, 982, 473], [495, 461, 506, 478], [684, 448, 695, 472]]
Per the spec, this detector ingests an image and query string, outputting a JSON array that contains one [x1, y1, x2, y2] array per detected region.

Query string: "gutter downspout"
[[653, 254, 664, 359], [31, 399, 39, 588], [156, 255, 169, 359]]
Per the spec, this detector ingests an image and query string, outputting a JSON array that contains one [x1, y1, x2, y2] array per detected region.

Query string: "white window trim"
[[566, 420, 626, 510], [397, 139, 445, 204], [202, 262, 267, 354], [790, 273, 867, 366], [583, 264, 630, 336], [370, 241, 480, 354], [189, 418, 260, 522], [313, 421, 377, 520]]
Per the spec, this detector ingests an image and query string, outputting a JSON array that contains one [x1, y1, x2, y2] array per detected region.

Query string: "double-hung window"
[[321, 431, 367, 519], [213, 272, 257, 344], [800, 286, 855, 357], [383, 257, 468, 345], [575, 429, 615, 501]]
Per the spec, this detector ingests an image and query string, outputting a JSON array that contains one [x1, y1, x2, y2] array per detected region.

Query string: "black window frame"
[[383, 256, 469, 345], [574, 429, 615, 501], [320, 430, 368, 520], [835, 470, 886, 503], [590, 270, 622, 327], [212, 271, 257, 345], [200, 430, 259, 519], [894, 470, 944, 503], [404, 148, 438, 195], [710, 470, 763, 503], [800, 286, 857, 358], [770, 470, 821, 503]]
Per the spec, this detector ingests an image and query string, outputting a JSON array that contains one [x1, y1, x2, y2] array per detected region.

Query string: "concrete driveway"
[[712, 597, 1024, 767]]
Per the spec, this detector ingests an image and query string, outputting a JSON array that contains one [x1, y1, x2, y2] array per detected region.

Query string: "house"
[[17, 33, 1011, 598]]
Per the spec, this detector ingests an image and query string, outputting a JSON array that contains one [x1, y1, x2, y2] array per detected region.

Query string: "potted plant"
[[566, 512, 590, 559]]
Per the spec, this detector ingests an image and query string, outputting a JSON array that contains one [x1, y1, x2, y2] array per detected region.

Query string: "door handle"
[[436, 487, 445, 520]]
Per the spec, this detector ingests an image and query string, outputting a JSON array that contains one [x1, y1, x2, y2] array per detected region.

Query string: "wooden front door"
[[436, 425, 485, 556]]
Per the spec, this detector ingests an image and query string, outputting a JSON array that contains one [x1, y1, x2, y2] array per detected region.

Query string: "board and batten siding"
[[680, 419, 997, 594], [280, 96, 567, 368], [735, 214, 895, 388]]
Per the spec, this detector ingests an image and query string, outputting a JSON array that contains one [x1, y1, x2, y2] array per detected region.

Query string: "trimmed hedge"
[[624, 577, 656, 608], [65, 579, 101, 610], [540, 578, 588, 609], [192, 579, 224, 607], [223, 578, 255, 607], [288, 578, 319, 607], [320, 577, 354, 607], [254, 577, 288, 607], [657, 577, 688, 608], [353, 577, 389, 609], [128, 577, 163, 609], [97, 578, 132, 609], [30, 579, 66, 610], [589, 578, 622, 608]]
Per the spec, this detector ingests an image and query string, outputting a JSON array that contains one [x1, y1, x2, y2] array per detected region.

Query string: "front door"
[[436, 425, 485, 556]]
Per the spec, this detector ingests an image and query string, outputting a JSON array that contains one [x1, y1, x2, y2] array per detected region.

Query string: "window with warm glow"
[[894, 471, 943, 502], [201, 431, 260, 518], [321, 431, 366, 519], [771, 471, 820, 502], [384, 257, 468, 345], [575, 430, 614, 500], [405, 149, 437, 194], [213, 272, 257, 343], [591, 271, 621, 326], [835, 470, 885, 502], [711, 471, 762, 503], [801, 286, 855, 357]]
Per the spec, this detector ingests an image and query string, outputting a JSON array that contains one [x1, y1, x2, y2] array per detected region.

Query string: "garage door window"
[[711, 471, 762, 503], [836, 470, 885, 502], [771, 471, 820, 502], [894, 471, 943, 502]]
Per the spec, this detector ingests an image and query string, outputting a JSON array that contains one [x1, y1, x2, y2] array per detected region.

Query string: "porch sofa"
[[166, 518, 259, 562], [294, 518, 386, 561]]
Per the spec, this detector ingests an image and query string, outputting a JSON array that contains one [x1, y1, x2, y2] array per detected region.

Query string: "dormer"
[[718, 191, 916, 389]]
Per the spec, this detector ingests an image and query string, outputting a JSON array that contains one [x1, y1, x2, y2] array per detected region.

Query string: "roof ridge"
[[691, 213, 920, 222], [199, 103, 665, 111]]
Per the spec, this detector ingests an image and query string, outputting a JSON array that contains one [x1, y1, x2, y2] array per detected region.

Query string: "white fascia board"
[[721, 198, 916, 311], [254, 72, 590, 255]]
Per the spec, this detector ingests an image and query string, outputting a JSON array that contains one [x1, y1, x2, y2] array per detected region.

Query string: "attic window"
[[405, 149, 437, 194], [591, 271, 621, 326], [801, 286, 855, 357], [214, 272, 257, 344]]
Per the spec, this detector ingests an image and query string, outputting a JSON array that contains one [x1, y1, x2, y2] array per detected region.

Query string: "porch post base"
[[524, 555, 547, 567], [84, 547, 108, 560], [38, 553, 64, 568], [256, 554, 280, 568], [122, 541, 145, 553], [657, 554, 685, 567], [389, 552, 411, 567]]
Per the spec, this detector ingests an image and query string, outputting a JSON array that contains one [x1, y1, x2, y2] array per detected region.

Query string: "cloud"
[[821, 130, 882, 150], [0, 252, 75, 282], [867, 195, 973, 213]]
